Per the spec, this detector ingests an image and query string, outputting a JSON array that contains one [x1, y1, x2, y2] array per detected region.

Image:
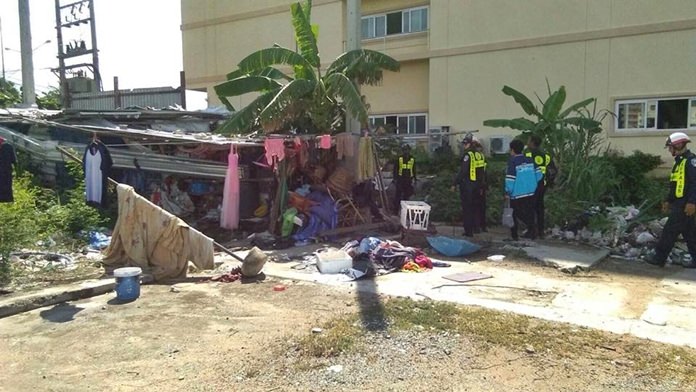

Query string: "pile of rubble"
[[549, 206, 690, 264]]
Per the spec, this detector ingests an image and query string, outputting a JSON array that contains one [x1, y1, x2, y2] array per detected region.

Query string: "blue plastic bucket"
[[114, 267, 142, 301]]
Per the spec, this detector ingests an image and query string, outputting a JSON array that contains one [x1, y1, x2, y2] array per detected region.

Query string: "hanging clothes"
[[0, 139, 17, 203], [319, 134, 332, 149], [264, 138, 285, 164], [221, 145, 240, 230], [357, 136, 376, 181], [83, 140, 113, 208], [335, 132, 355, 159]]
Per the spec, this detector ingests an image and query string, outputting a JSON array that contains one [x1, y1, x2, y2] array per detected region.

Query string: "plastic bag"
[[502, 200, 514, 228]]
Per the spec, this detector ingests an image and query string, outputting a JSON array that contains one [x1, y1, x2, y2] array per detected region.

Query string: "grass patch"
[[294, 296, 696, 383], [296, 314, 362, 358]]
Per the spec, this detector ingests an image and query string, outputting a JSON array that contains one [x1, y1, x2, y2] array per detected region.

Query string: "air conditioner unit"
[[489, 135, 512, 154]]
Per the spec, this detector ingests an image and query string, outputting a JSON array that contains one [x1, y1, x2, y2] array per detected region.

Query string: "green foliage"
[[483, 81, 608, 169], [0, 159, 109, 284], [215, 1, 400, 135], [0, 78, 21, 108], [36, 88, 62, 110]]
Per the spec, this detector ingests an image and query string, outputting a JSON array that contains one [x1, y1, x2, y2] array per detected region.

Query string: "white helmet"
[[665, 132, 690, 147]]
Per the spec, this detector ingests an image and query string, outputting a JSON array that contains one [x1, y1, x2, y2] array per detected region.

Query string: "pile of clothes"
[[340, 237, 435, 278]]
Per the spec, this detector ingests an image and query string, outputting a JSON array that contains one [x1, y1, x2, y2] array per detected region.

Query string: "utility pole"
[[346, 0, 361, 133], [54, 0, 102, 108], [18, 0, 36, 107], [0, 16, 6, 81]]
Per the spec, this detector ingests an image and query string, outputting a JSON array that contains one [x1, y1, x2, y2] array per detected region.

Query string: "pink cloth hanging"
[[221, 146, 240, 230], [264, 138, 285, 163], [319, 134, 332, 149]]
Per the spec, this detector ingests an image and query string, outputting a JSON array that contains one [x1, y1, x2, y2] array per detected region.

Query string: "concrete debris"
[[524, 344, 536, 354], [549, 205, 690, 263]]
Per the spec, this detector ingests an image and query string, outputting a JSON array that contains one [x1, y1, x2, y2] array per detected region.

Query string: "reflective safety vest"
[[398, 156, 415, 177], [525, 151, 552, 175], [671, 158, 687, 198], [468, 151, 486, 181]]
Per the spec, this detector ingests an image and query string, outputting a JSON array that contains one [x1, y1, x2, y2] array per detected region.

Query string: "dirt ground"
[[1, 274, 694, 392]]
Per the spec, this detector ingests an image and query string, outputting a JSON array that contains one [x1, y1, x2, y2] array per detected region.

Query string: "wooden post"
[[179, 70, 187, 109], [113, 76, 121, 109]]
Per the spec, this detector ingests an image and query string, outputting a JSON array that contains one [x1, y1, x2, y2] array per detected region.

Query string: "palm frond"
[[226, 67, 294, 81], [327, 49, 400, 85], [502, 85, 541, 117], [291, 2, 320, 67], [214, 76, 283, 99], [216, 91, 278, 135], [238, 47, 315, 80], [324, 73, 367, 124], [259, 79, 316, 125]]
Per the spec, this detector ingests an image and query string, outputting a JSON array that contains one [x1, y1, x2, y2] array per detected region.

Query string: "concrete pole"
[[0, 17, 6, 81], [18, 0, 36, 107], [345, 0, 361, 133]]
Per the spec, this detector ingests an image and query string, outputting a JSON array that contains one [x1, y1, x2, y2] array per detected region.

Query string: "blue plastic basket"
[[427, 236, 481, 257]]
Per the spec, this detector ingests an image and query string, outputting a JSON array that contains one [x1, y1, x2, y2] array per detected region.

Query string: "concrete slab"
[[0, 275, 153, 319], [523, 244, 609, 273]]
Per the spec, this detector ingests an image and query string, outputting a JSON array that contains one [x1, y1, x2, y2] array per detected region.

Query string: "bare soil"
[[1, 276, 694, 392]]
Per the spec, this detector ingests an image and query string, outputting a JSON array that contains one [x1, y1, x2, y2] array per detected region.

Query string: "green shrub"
[[0, 160, 111, 283]]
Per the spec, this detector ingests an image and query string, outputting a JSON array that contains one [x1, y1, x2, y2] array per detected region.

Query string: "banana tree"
[[214, 1, 399, 135], [483, 83, 602, 163]]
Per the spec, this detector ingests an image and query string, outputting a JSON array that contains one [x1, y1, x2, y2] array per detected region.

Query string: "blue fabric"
[[292, 191, 337, 240], [505, 155, 541, 199], [358, 237, 383, 254]]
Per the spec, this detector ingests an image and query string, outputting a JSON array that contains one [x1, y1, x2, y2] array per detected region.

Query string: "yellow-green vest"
[[671, 158, 687, 198], [468, 151, 486, 181], [398, 156, 415, 177]]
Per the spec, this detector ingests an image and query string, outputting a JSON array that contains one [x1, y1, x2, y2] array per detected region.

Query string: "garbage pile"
[[548, 205, 690, 263]]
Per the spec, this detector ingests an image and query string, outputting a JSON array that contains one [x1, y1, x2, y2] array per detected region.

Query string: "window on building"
[[361, 6, 428, 40], [369, 113, 427, 135], [616, 97, 696, 131]]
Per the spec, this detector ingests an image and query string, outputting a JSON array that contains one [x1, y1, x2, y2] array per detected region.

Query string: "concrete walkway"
[[255, 242, 696, 349]]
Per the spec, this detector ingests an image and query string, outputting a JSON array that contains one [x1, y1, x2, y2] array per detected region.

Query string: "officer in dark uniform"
[[472, 137, 488, 232], [649, 132, 696, 268], [525, 134, 558, 238], [452, 133, 485, 237], [393, 144, 416, 212]]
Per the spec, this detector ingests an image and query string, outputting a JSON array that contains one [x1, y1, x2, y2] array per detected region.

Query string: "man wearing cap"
[[452, 134, 485, 237], [649, 132, 696, 268], [393, 144, 416, 212]]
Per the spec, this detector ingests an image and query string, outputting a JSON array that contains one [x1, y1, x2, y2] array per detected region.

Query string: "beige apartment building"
[[181, 0, 696, 161]]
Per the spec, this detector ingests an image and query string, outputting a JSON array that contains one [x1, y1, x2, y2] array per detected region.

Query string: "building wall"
[[427, 0, 696, 163], [181, 0, 696, 162], [181, 0, 344, 109]]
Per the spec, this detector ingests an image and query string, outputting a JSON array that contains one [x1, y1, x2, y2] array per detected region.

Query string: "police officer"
[[472, 137, 488, 232], [525, 134, 557, 238], [451, 133, 485, 237], [649, 132, 696, 268], [393, 144, 416, 212]]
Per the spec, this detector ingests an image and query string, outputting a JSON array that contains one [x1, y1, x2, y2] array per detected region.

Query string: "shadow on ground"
[[39, 303, 84, 323]]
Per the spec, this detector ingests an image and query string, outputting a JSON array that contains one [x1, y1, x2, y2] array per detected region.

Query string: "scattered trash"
[[311, 327, 323, 334], [170, 286, 181, 293], [210, 266, 242, 283], [524, 344, 536, 354], [327, 365, 343, 373], [487, 255, 505, 262], [273, 285, 286, 292]]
